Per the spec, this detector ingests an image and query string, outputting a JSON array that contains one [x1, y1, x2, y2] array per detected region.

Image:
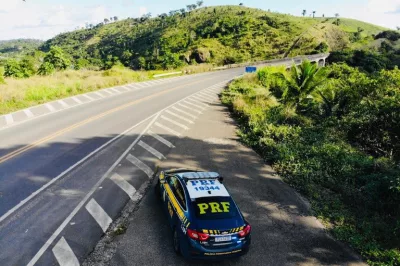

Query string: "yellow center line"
[[0, 77, 215, 165]]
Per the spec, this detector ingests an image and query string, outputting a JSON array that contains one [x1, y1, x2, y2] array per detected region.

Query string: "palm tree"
[[302, 10, 306, 16], [273, 61, 327, 110], [312, 11, 316, 18]]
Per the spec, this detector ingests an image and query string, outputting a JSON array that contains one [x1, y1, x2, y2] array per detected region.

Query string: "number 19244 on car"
[[155, 169, 251, 260]]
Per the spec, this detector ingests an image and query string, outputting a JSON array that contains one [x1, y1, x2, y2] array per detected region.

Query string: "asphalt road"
[[106, 99, 365, 266], [0, 69, 242, 266]]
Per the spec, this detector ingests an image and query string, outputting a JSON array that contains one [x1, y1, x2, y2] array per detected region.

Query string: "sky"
[[0, 0, 399, 41]]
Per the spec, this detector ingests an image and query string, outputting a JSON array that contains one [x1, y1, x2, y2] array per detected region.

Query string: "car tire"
[[173, 228, 181, 255]]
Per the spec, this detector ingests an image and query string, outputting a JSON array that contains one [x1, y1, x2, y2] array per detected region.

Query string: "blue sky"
[[0, 0, 399, 40]]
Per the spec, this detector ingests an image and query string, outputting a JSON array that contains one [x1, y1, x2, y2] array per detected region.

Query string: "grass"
[[0, 64, 222, 115]]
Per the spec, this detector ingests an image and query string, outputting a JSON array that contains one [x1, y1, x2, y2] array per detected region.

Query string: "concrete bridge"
[[255, 53, 330, 69]]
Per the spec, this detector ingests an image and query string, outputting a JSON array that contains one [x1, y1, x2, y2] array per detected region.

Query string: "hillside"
[[40, 5, 387, 70], [0, 39, 43, 58]]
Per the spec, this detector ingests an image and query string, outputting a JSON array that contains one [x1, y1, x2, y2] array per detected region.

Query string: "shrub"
[[4, 59, 24, 78]]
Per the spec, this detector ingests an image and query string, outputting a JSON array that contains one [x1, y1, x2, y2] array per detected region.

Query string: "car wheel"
[[173, 228, 181, 255]]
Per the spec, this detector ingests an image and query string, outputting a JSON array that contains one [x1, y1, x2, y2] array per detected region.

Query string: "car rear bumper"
[[181, 236, 251, 260]]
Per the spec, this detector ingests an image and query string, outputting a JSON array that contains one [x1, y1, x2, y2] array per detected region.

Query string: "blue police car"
[[155, 169, 251, 260]]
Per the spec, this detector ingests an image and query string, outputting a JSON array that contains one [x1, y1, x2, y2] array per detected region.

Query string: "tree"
[[114, 16, 118, 21], [104, 18, 110, 24], [271, 60, 327, 112], [38, 46, 70, 75], [4, 59, 24, 78], [397, 26, 400, 31], [197, 1, 204, 7], [312, 11, 316, 18], [302, 10, 306, 17], [239, 3, 243, 6]]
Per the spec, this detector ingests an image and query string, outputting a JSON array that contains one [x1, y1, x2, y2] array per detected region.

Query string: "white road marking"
[[94, 92, 105, 98], [104, 89, 114, 95], [183, 100, 206, 110], [110, 173, 138, 200], [23, 109, 34, 118], [126, 154, 154, 178], [155, 122, 182, 137], [187, 97, 208, 107], [58, 100, 70, 108], [138, 140, 166, 159], [72, 97, 83, 104], [177, 103, 202, 114], [111, 88, 121, 93], [52, 237, 80, 266], [26, 115, 159, 266], [121, 86, 131, 91], [190, 95, 211, 104], [171, 106, 197, 120], [161, 115, 189, 130], [151, 80, 163, 84], [196, 94, 214, 102], [165, 110, 194, 124], [197, 91, 216, 99], [135, 83, 146, 88], [45, 103, 56, 112], [5, 114, 14, 125], [85, 198, 112, 233], [148, 130, 175, 148], [82, 94, 94, 101]]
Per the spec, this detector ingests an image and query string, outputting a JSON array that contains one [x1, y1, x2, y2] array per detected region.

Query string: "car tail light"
[[187, 229, 209, 241], [238, 224, 251, 237]]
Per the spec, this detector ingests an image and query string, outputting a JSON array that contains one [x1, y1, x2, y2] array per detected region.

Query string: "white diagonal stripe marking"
[[189, 96, 210, 105], [138, 140, 166, 159], [4, 114, 14, 125], [183, 99, 206, 110], [23, 109, 34, 118], [161, 115, 189, 130], [110, 173, 138, 200], [177, 103, 202, 114], [111, 88, 121, 93], [82, 94, 94, 101], [155, 122, 182, 137], [72, 97, 83, 104], [52, 237, 80, 266], [126, 154, 154, 178], [85, 198, 112, 233], [94, 92, 105, 98], [171, 106, 197, 119], [58, 100, 69, 108], [148, 130, 175, 148], [45, 103, 56, 112], [165, 110, 194, 124]]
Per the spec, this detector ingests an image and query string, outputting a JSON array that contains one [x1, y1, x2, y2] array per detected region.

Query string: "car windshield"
[[192, 197, 238, 220]]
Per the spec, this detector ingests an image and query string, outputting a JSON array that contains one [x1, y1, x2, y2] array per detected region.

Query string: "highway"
[[0, 53, 359, 266], [0, 68, 241, 265]]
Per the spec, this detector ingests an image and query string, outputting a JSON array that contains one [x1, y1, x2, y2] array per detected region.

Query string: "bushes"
[[222, 63, 400, 265]]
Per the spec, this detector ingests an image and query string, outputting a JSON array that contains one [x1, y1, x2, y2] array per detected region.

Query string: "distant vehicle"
[[155, 169, 251, 260]]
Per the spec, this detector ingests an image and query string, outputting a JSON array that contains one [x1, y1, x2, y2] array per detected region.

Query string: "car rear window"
[[192, 197, 238, 220]]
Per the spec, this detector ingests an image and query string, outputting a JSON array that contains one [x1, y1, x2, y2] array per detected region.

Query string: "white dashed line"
[[82, 94, 94, 101], [58, 100, 69, 108], [177, 103, 202, 114], [126, 154, 154, 178], [110, 173, 138, 201], [121, 86, 131, 91], [161, 115, 189, 130], [23, 109, 34, 118], [104, 89, 114, 95], [85, 199, 112, 233], [183, 100, 206, 110], [197, 91, 216, 100], [165, 110, 194, 124], [195, 94, 214, 102], [138, 140, 166, 160], [148, 130, 175, 148], [155, 122, 182, 137], [72, 97, 83, 104], [171, 106, 197, 120], [135, 83, 146, 88], [5, 114, 14, 125], [110, 88, 121, 93], [45, 103, 56, 112], [52, 237, 80, 266], [94, 92, 105, 98], [189, 96, 210, 105]]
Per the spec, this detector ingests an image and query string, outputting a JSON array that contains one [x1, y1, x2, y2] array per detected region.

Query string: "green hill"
[[37, 6, 389, 70], [0, 39, 43, 58]]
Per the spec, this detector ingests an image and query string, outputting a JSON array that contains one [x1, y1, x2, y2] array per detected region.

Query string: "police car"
[[155, 169, 251, 260]]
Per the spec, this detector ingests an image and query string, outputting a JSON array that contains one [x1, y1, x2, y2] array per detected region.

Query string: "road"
[[0, 53, 346, 266], [104, 97, 364, 266], [0, 69, 242, 265]]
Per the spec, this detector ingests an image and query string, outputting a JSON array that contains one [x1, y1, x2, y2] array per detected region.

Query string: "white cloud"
[[139, 6, 148, 16], [368, 0, 400, 13]]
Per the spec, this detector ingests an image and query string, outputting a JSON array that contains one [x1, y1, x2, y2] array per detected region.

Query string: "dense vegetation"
[[222, 61, 400, 265], [0, 39, 42, 57]]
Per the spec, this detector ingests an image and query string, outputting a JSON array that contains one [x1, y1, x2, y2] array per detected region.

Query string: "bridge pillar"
[[318, 58, 326, 67]]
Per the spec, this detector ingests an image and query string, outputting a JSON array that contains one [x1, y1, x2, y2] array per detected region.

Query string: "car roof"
[[172, 171, 230, 199]]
